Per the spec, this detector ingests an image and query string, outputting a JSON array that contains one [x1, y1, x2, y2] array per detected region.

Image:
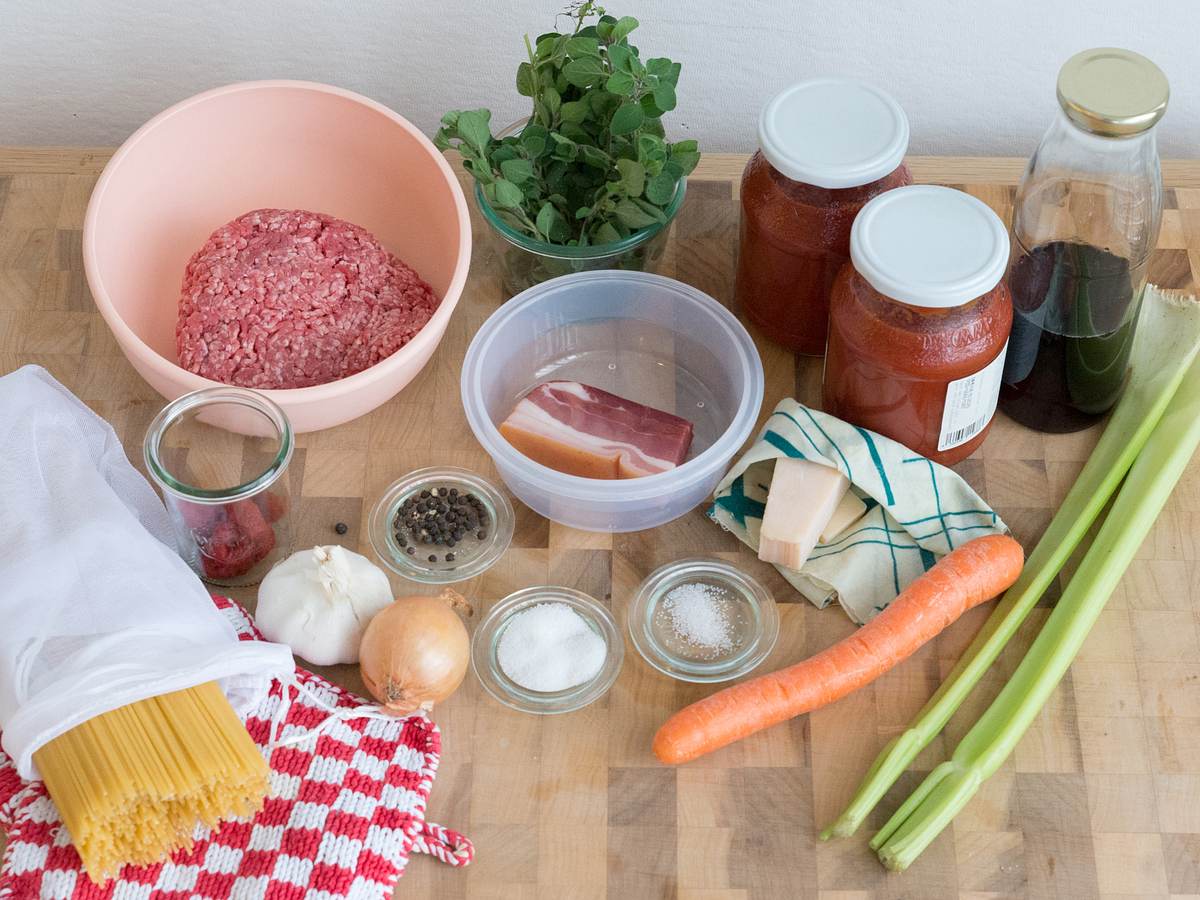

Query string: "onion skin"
[[359, 589, 473, 714]]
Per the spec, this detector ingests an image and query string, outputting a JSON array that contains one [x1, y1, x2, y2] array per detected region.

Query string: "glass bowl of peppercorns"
[[368, 466, 515, 584]]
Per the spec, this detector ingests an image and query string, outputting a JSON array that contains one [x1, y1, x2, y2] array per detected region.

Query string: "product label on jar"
[[938, 342, 1009, 452]]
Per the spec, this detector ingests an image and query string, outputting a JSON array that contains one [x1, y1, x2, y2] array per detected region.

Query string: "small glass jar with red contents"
[[736, 78, 911, 355], [822, 185, 1012, 466], [144, 386, 295, 587]]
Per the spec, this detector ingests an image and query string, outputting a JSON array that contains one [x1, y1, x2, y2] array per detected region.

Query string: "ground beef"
[[176, 208, 440, 389]]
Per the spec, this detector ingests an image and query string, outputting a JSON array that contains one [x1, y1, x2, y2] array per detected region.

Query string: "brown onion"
[[359, 589, 473, 714]]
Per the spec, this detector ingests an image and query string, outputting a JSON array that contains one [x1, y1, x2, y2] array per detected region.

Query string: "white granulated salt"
[[497, 602, 607, 692], [661, 582, 734, 654]]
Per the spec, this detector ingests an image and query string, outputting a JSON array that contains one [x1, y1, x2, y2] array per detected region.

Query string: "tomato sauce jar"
[[736, 78, 911, 355], [822, 185, 1012, 465]]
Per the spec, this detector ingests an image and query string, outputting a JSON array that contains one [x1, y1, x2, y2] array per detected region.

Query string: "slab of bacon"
[[498, 381, 695, 479]]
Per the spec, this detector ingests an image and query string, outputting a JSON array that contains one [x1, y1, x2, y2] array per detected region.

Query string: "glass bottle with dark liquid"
[[997, 48, 1167, 433], [1001, 241, 1147, 432]]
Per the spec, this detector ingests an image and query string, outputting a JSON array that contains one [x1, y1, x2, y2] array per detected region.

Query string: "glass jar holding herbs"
[[434, 4, 699, 295], [1000, 48, 1168, 433], [822, 186, 1012, 466], [736, 79, 911, 355]]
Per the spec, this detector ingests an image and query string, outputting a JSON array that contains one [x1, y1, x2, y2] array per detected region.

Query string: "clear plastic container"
[[144, 386, 295, 587], [460, 271, 765, 532]]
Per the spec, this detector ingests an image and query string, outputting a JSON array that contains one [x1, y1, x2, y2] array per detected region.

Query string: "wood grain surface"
[[3, 149, 1200, 899]]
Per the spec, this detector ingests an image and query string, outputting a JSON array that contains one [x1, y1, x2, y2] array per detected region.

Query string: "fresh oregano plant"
[[434, 2, 700, 247]]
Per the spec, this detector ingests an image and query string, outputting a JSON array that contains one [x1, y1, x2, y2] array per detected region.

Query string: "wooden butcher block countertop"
[[4, 149, 1200, 899]]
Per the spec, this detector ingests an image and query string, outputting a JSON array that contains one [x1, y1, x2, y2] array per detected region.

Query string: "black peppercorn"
[[334, 522, 348, 535], [446, 552, 456, 562], [428, 554, 437, 563]]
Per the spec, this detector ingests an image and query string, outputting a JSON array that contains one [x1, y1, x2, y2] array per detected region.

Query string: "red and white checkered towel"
[[0, 596, 472, 899]]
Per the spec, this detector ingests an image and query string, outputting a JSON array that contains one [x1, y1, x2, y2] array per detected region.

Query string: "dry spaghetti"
[[32, 682, 268, 884]]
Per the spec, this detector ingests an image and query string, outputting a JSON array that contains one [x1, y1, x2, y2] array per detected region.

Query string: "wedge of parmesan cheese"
[[757, 458, 849, 571], [819, 488, 867, 544]]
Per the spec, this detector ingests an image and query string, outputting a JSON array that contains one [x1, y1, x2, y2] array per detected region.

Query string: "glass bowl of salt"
[[471, 586, 624, 714], [627, 558, 779, 683]]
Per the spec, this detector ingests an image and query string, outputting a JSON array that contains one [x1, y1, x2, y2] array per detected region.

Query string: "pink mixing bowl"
[[83, 80, 471, 433]]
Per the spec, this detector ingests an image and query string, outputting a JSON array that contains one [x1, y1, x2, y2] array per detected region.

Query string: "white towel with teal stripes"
[[708, 399, 1008, 624]]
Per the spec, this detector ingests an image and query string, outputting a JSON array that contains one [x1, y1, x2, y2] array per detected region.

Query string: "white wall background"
[[1, 0, 1196, 157]]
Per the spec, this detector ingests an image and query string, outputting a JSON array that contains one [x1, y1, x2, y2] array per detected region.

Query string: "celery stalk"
[[821, 287, 1200, 841], [874, 352, 1200, 870]]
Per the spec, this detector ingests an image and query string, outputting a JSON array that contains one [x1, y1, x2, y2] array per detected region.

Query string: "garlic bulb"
[[255, 545, 393, 666]]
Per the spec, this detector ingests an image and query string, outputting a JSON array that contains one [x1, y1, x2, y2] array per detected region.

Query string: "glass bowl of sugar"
[[627, 558, 779, 683], [471, 586, 624, 714]]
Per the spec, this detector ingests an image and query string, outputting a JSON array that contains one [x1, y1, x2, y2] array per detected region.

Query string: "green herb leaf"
[[671, 149, 701, 175], [455, 109, 493, 155], [465, 158, 494, 184], [594, 221, 623, 244], [607, 42, 634, 72], [560, 100, 589, 123], [613, 198, 658, 229], [631, 196, 668, 221], [520, 124, 550, 157], [500, 158, 535, 184], [671, 139, 698, 154], [646, 58, 681, 85], [536, 202, 570, 242], [605, 70, 636, 96], [645, 58, 672, 78], [542, 85, 562, 117], [609, 102, 644, 135], [652, 82, 676, 112], [588, 89, 620, 118], [611, 15, 639, 41], [616, 158, 646, 196], [565, 35, 600, 58], [550, 132, 579, 161], [644, 171, 676, 204], [516, 62, 535, 97], [642, 116, 666, 139], [578, 144, 612, 169], [639, 93, 664, 119], [439, 110, 461, 128], [637, 133, 667, 162], [490, 144, 519, 164], [493, 178, 524, 209], [562, 56, 606, 87]]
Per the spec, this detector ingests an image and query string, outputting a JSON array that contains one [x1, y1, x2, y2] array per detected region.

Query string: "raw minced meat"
[[176, 208, 440, 389]]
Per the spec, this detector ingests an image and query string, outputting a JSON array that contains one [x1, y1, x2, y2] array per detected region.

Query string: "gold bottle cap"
[[1057, 48, 1169, 137]]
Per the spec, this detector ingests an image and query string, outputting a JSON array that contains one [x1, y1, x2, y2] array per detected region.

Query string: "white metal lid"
[[758, 78, 909, 189], [850, 185, 1010, 309]]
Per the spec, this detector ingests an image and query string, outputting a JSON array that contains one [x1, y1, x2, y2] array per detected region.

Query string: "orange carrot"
[[652, 534, 1025, 765]]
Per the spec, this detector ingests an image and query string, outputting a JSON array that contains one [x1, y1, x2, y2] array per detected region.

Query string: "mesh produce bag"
[[0, 366, 294, 779], [0, 596, 473, 898]]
